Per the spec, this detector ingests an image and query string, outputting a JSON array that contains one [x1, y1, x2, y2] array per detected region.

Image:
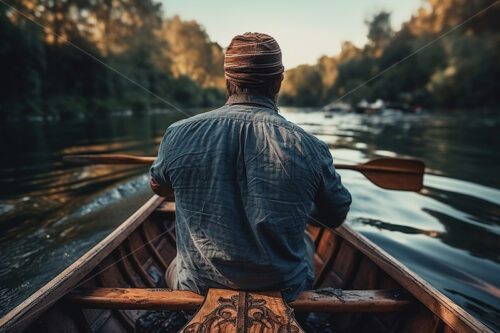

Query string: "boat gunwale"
[[0, 195, 165, 333], [335, 225, 493, 333]]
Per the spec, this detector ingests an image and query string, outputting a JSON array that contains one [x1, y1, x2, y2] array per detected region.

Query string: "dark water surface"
[[0, 109, 499, 330]]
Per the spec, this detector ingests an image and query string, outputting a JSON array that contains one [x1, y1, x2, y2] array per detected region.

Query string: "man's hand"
[[309, 203, 348, 229], [150, 177, 174, 200]]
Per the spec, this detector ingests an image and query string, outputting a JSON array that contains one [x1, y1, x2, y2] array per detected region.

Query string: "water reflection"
[[0, 109, 499, 330], [351, 217, 443, 238], [0, 112, 183, 232], [281, 109, 500, 330], [0, 112, 183, 315]]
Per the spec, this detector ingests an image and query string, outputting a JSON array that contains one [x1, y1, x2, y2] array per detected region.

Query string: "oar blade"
[[360, 158, 425, 191], [364, 157, 425, 173], [361, 170, 423, 191]]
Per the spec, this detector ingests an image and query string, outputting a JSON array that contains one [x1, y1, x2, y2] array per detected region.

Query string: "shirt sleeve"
[[310, 141, 352, 228], [150, 130, 172, 188]]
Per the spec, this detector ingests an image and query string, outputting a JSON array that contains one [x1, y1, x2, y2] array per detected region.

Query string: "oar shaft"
[[334, 164, 357, 170], [64, 156, 362, 170], [336, 164, 421, 174], [63, 154, 155, 165]]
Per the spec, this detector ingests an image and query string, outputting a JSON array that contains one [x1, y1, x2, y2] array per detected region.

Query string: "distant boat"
[[356, 99, 384, 114], [384, 102, 413, 113], [322, 102, 352, 113]]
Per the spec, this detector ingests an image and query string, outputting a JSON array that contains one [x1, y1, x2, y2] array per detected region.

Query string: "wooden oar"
[[335, 158, 425, 191], [63, 154, 424, 191], [63, 154, 155, 165]]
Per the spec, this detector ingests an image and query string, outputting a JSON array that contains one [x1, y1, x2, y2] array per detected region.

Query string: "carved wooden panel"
[[180, 288, 304, 333]]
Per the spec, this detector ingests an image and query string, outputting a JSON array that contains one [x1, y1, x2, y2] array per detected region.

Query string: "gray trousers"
[[165, 255, 178, 289], [165, 232, 315, 290]]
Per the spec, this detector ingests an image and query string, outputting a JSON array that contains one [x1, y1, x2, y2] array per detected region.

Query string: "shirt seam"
[[170, 113, 309, 137]]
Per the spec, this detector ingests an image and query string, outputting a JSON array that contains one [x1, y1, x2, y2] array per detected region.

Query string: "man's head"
[[224, 32, 284, 101]]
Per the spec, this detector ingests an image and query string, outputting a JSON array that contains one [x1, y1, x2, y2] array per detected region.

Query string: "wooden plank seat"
[[67, 287, 411, 313]]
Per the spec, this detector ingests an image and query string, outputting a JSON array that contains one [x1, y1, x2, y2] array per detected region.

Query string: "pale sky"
[[159, 0, 424, 69]]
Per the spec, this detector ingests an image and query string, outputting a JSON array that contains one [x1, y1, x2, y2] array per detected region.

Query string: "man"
[[150, 32, 351, 302]]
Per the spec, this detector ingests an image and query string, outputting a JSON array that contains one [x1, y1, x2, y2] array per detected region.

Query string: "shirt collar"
[[226, 93, 278, 111]]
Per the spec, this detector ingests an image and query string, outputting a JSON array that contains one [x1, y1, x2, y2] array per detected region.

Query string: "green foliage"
[[201, 87, 226, 107], [427, 34, 500, 109], [281, 65, 323, 106], [158, 16, 225, 88], [365, 11, 393, 56], [0, 11, 45, 117], [0, 0, 225, 119], [281, 0, 500, 110]]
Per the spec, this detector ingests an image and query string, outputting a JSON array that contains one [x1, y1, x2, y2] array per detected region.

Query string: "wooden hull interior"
[[1, 198, 491, 333]]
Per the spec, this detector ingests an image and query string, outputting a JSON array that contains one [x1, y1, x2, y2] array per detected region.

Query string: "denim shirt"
[[150, 93, 351, 301]]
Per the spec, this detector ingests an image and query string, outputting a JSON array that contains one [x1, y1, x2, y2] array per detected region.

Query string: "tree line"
[[0, 0, 226, 119], [1, 0, 499, 118], [280, 0, 500, 111]]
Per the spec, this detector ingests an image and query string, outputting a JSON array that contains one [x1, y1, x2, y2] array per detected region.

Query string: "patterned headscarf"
[[224, 32, 284, 87]]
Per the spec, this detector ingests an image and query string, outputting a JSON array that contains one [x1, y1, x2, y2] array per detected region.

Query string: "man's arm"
[[150, 129, 174, 200], [309, 202, 348, 228], [309, 142, 352, 229]]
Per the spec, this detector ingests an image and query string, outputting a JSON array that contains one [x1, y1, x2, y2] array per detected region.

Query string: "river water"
[[0, 108, 499, 330]]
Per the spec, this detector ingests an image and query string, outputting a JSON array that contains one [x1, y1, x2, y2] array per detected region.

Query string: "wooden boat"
[[0, 196, 492, 332]]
